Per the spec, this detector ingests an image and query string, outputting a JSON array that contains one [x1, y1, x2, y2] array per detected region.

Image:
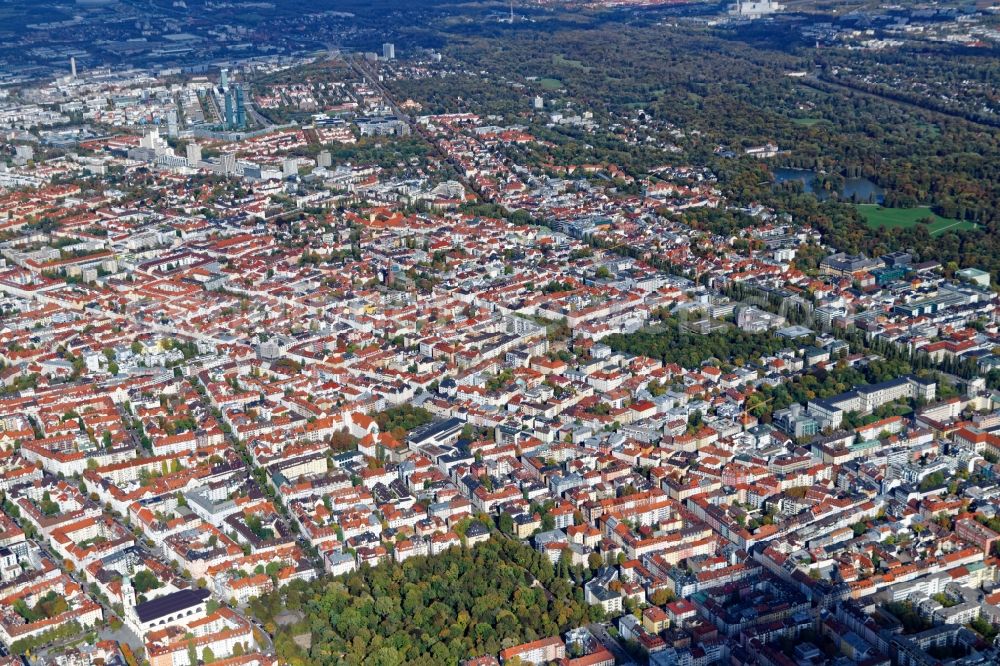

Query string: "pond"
[[773, 167, 884, 204]]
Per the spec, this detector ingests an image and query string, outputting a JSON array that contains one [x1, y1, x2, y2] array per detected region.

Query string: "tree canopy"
[[249, 536, 596, 666]]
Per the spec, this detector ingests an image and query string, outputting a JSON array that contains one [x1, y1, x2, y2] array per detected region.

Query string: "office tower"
[[70, 57, 77, 79], [220, 152, 236, 176], [317, 150, 332, 168], [14, 145, 33, 165], [186, 143, 202, 167], [383, 43, 395, 60], [139, 127, 165, 151], [166, 109, 178, 137], [220, 68, 229, 90], [283, 158, 298, 179], [224, 91, 235, 129], [234, 86, 246, 129], [534, 96, 544, 110]]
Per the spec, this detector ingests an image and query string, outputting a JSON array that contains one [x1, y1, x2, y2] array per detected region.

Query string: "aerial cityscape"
[[1, 1, 1000, 665]]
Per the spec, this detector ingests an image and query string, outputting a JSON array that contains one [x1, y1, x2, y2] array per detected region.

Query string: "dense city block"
[[1, 1, 1000, 666]]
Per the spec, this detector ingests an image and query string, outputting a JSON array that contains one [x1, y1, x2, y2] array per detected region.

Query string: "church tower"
[[122, 575, 137, 610]]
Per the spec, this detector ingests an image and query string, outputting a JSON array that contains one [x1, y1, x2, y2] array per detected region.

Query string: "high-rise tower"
[[234, 86, 246, 129], [224, 91, 235, 129]]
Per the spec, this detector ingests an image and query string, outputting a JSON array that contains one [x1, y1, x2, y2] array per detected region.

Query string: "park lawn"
[[539, 77, 564, 91], [855, 205, 978, 236]]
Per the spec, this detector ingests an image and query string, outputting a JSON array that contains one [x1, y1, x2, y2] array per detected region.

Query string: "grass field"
[[552, 54, 590, 72], [791, 117, 828, 127], [856, 205, 978, 236], [916, 121, 941, 138], [539, 78, 564, 91]]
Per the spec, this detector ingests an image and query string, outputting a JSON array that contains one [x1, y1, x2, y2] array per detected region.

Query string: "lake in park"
[[773, 167, 884, 204]]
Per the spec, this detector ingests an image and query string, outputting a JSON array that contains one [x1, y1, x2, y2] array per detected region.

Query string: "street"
[[588, 623, 638, 666]]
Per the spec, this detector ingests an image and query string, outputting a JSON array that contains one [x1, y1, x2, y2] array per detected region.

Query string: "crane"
[[740, 393, 773, 428]]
